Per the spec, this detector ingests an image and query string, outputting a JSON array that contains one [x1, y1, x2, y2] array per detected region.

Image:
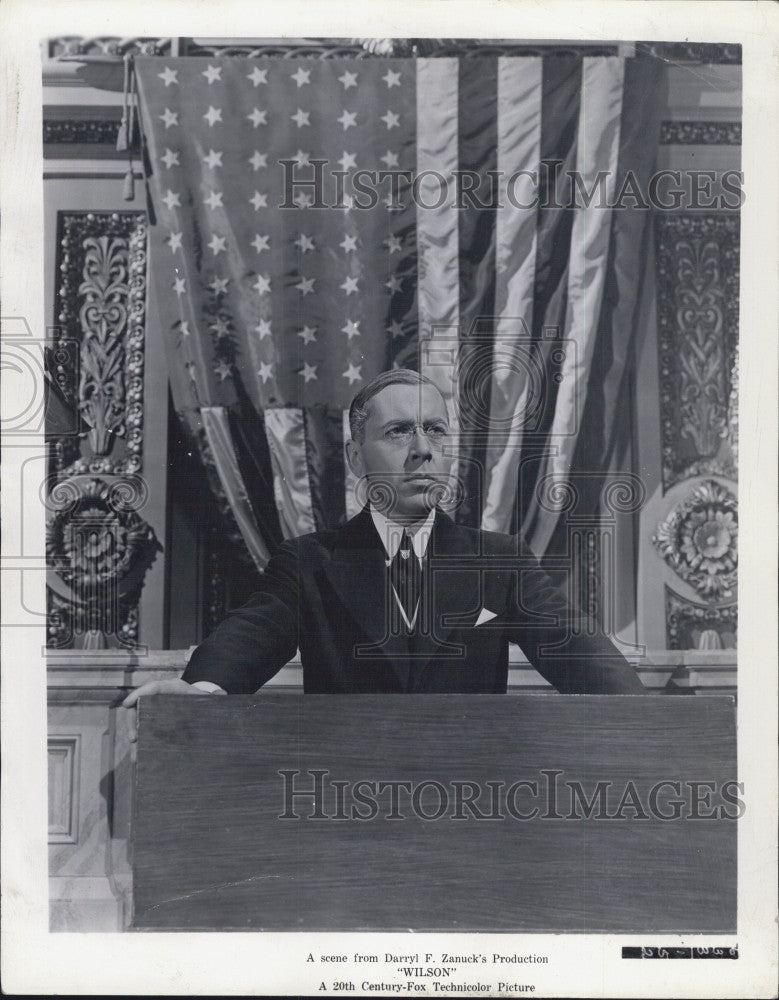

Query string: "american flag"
[[135, 54, 662, 566]]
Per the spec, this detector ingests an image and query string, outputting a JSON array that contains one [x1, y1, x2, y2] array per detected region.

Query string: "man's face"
[[346, 382, 453, 521]]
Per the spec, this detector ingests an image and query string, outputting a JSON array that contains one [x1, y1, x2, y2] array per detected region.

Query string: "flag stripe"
[[526, 56, 625, 555], [456, 57, 499, 526], [201, 406, 271, 568], [562, 57, 664, 536], [515, 55, 582, 537], [263, 407, 316, 538], [415, 58, 460, 406], [226, 401, 284, 552], [589, 57, 664, 464], [415, 58, 461, 505], [482, 56, 543, 532], [303, 404, 347, 530]]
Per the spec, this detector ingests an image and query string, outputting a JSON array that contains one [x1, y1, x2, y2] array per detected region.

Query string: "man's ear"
[[344, 438, 364, 477]]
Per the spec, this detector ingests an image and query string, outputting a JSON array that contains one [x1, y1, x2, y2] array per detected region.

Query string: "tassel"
[[127, 58, 137, 149], [123, 168, 135, 201], [116, 117, 128, 153], [116, 55, 130, 152], [121, 57, 136, 200]]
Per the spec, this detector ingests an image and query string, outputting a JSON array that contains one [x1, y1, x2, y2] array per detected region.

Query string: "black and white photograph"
[[1, 1, 776, 996]]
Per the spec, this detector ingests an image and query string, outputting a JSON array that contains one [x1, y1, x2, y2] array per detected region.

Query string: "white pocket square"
[[474, 608, 498, 626]]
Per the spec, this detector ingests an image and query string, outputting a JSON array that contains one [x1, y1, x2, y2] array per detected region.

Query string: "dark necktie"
[[389, 530, 422, 627]]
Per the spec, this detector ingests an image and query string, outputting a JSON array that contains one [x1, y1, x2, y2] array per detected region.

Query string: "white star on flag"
[[337, 110, 357, 131], [208, 234, 227, 256], [291, 108, 310, 128], [385, 274, 403, 293], [340, 276, 359, 295], [204, 190, 224, 210], [160, 108, 178, 128], [210, 314, 231, 335], [204, 149, 223, 169], [253, 274, 271, 295], [297, 325, 317, 345], [293, 149, 311, 166], [338, 151, 357, 170], [161, 148, 180, 168], [294, 234, 315, 253], [209, 277, 229, 296], [293, 192, 313, 209], [158, 67, 178, 86], [248, 108, 268, 127], [248, 66, 267, 86], [380, 150, 399, 168], [251, 234, 270, 253], [291, 66, 311, 87], [203, 106, 223, 127], [255, 319, 272, 339], [179, 321, 190, 337], [202, 64, 222, 84], [341, 319, 361, 339], [257, 361, 274, 383], [300, 362, 318, 383], [214, 360, 232, 381], [250, 191, 268, 210], [249, 151, 267, 170], [343, 363, 362, 384], [339, 234, 358, 253], [385, 236, 402, 254], [381, 110, 400, 129], [173, 276, 186, 295], [383, 69, 401, 88], [389, 321, 404, 338], [296, 276, 315, 296], [162, 189, 181, 210], [338, 70, 358, 90], [167, 231, 183, 252]]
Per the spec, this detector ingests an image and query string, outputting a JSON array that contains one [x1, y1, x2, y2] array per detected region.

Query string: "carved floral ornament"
[[46, 477, 161, 646], [653, 480, 737, 602]]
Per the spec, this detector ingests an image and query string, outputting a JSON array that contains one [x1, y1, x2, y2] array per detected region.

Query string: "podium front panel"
[[132, 694, 736, 932]]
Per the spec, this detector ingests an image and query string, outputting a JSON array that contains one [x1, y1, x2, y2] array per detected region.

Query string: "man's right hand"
[[122, 679, 221, 742]]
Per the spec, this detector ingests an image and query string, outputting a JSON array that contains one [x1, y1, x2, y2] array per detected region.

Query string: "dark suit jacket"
[[184, 507, 645, 694]]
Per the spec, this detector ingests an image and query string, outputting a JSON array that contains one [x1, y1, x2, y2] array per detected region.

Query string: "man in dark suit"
[[124, 369, 644, 705]]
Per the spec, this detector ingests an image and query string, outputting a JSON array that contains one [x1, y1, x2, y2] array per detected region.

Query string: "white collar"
[[369, 505, 436, 564]]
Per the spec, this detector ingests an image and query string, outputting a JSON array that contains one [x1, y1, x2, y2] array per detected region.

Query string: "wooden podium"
[[132, 694, 736, 932]]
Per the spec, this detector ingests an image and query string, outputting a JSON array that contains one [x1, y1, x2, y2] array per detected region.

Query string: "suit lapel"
[[322, 507, 389, 645], [322, 508, 411, 689], [410, 512, 483, 687]]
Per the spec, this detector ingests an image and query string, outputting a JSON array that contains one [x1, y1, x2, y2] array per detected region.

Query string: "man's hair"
[[348, 368, 445, 443]]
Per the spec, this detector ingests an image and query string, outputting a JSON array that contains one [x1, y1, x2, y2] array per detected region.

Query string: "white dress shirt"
[[191, 505, 437, 692], [369, 505, 435, 630]]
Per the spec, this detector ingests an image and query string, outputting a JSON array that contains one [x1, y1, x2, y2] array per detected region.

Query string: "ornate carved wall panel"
[[47, 211, 161, 649], [52, 211, 147, 477], [652, 213, 739, 649]]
